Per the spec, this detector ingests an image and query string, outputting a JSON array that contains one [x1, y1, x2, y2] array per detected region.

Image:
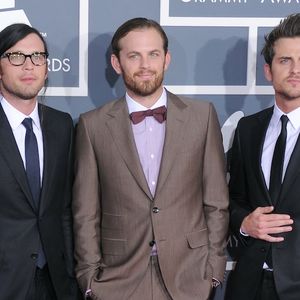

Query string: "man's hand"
[[241, 206, 293, 242]]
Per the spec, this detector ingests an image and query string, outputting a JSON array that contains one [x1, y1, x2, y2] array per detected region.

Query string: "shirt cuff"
[[240, 228, 249, 236], [85, 289, 92, 299]]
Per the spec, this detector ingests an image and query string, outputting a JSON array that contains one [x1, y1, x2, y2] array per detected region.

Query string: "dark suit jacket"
[[227, 107, 300, 300], [73, 91, 229, 300], [0, 104, 80, 299]]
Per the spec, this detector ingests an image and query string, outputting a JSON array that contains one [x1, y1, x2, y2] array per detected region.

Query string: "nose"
[[23, 56, 34, 69], [140, 56, 150, 69], [291, 61, 300, 74]]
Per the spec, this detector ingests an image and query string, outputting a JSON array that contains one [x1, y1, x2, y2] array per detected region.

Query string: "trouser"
[[26, 264, 57, 300], [254, 270, 280, 300]]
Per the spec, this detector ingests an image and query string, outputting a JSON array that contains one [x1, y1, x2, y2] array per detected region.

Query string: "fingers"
[[263, 234, 284, 243], [255, 206, 274, 214], [241, 206, 294, 242]]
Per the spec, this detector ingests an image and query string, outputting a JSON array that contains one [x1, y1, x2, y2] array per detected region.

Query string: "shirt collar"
[[0, 96, 41, 131], [126, 88, 167, 114]]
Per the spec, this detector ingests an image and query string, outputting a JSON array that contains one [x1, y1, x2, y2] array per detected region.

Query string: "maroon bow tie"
[[129, 105, 167, 124]]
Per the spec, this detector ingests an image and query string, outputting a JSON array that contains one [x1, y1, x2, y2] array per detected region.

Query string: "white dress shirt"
[[262, 103, 300, 187], [0, 97, 44, 182]]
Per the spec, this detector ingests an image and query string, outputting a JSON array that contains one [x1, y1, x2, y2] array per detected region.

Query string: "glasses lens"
[[31, 52, 47, 66], [9, 53, 25, 66]]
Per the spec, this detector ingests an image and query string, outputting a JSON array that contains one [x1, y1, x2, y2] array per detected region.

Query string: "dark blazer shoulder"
[[39, 103, 73, 122], [38, 103, 73, 134], [238, 106, 273, 129]]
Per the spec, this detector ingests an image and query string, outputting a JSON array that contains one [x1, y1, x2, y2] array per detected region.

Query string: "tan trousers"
[[129, 256, 172, 300]]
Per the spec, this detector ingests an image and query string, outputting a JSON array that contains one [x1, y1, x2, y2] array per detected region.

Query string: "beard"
[[122, 68, 164, 97], [275, 80, 300, 101], [1, 80, 42, 101]]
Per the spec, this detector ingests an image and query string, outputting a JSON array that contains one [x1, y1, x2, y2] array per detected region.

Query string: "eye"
[[150, 52, 160, 57], [128, 53, 139, 60], [279, 58, 290, 64]]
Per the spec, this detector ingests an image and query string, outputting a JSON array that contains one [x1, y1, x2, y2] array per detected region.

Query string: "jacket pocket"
[[186, 228, 209, 249]]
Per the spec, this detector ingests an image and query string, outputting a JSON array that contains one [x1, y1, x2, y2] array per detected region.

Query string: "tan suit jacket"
[[72, 91, 229, 300]]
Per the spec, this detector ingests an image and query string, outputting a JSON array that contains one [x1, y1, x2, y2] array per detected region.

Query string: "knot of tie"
[[22, 117, 33, 131], [130, 105, 167, 125]]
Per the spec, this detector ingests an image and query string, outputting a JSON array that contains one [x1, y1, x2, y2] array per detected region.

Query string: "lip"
[[136, 72, 155, 80], [20, 76, 36, 83]]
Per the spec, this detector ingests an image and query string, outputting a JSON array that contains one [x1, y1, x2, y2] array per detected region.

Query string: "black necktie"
[[22, 118, 41, 207], [266, 114, 288, 268], [129, 105, 167, 124], [22, 118, 46, 268], [269, 115, 289, 204]]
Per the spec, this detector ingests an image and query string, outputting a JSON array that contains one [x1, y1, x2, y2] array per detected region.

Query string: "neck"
[[2, 94, 37, 115], [275, 97, 300, 114], [127, 86, 164, 108]]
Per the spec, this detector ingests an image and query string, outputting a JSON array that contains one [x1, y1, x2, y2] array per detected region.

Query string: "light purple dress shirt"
[[126, 88, 167, 255]]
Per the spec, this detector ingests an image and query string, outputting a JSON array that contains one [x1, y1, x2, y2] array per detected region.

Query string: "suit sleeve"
[[61, 116, 83, 299], [228, 120, 253, 241], [202, 103, 229, 281], [72, 115, 102, 293], [62, 117, 75, 276]]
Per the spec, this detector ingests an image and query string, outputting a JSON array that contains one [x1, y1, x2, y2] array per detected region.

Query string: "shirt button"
[[151, 181, 155, 185], [153, 207, 160, 213], [149, 240, 156, 247], [150, 154, 154, 159], [149, 127, 153, 132]]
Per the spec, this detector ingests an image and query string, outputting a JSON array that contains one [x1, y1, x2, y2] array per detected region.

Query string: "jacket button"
[[31, 253, 38, 260], [260, 247, 266, 252], [152, 207, 160, 213], [149, 240, 155, 247]]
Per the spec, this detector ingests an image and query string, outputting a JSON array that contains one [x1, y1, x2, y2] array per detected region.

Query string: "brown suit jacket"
[[72, 91, 229, 300]]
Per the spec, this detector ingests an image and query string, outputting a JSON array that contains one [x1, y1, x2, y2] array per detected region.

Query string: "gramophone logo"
[[0, 0, 89, 97], [0, 0, 30, 29]]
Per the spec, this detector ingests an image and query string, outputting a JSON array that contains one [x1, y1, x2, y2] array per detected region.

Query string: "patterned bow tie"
[[129, 105, 167, 124]]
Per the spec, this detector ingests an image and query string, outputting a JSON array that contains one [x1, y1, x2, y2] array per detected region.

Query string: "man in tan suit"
[[72, 18, 229, 300]]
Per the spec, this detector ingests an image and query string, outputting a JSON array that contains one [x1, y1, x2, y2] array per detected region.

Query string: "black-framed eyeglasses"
[[0, 51, 48, 66]]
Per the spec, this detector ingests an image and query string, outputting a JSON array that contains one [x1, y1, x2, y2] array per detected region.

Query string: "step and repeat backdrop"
[[1, 1, 299, 299]]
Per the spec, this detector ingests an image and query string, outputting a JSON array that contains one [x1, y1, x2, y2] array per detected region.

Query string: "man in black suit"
[[0, 23, 81, 299], [226, 13, 300, 300]]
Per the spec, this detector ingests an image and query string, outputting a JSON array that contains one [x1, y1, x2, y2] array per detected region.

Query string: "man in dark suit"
[[0, 23, 81, 299], [72, 18, 229, 300], [227, 13, 300, 300]]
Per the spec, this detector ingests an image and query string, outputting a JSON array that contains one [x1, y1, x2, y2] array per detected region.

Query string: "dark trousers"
[[26, 265, 57, 300], [254, 270, 280, 300]]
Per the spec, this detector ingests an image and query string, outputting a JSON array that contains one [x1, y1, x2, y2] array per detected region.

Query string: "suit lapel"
[[106, 98, 152, 199], [155, 92, 187, 196], [0, 105, 36, 211], [279, 131, 300, 205], [254, 108, 273, 206]]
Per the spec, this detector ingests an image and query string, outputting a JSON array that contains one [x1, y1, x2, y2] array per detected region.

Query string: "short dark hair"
[[111, 17, 168, 59], [261, 14, 300, 66], [0, 23, 48, 57]]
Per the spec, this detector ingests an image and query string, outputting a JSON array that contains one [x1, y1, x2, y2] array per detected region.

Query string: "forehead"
[[118, 28, 164, 52], [273, 37, 300, 56], [8, 33, 45, 52]]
